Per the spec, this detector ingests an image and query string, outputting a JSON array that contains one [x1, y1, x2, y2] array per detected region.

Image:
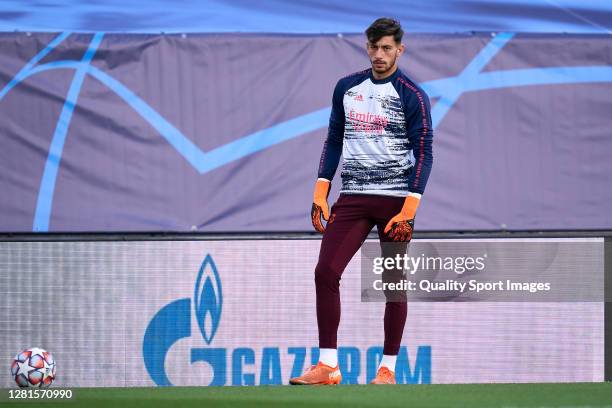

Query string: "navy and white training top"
[[318, 68, 433, 196]]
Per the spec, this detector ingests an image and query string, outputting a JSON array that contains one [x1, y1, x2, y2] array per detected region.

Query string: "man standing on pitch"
[[290, 18, 433, 385]]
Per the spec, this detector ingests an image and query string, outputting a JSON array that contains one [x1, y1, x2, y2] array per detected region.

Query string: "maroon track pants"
[[315, 193, 408, 355]]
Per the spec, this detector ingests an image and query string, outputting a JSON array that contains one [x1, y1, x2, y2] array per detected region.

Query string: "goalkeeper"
[[290, 17, 433, 385]]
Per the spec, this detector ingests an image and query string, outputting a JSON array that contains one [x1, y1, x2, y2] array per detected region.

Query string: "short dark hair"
[[365, 18, 404, 44]]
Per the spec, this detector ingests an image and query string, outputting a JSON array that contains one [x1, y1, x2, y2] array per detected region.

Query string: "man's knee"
[[315, 260, 341, 290]]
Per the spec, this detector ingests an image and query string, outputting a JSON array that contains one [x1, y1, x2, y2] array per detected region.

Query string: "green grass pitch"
[[3, 383, 612, 408]]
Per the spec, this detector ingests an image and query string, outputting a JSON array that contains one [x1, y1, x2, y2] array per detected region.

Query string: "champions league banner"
[[1, 32, 612, 232], [0, 238, 604, 387]]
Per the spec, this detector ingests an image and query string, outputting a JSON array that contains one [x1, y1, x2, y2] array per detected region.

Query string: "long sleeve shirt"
[[318, 68, 433, 196]]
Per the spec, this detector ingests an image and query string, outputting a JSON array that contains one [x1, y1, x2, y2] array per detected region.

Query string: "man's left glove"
[[311, 179, 331, 233], [384, 195, 420, 242]]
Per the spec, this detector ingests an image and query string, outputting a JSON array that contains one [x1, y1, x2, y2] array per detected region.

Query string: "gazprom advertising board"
[[0, 238, 604, 387]]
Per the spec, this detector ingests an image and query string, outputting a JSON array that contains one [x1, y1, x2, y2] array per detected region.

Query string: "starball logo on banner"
[[142, 254, 432, 386]]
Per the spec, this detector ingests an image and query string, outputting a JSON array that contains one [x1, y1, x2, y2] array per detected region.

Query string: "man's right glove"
[[311, 179, 331, 233]]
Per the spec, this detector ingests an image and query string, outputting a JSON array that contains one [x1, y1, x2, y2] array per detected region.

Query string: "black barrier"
[[0, 231, 610, 383], [605, 237, 612, 381]]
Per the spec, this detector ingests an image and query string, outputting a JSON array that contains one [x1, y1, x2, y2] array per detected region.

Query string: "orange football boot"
[[289, 362, 342, 385], [370, 366, 396, 384]]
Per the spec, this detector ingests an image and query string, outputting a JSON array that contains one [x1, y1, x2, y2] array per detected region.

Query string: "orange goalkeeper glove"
[[383, 195, 420, 242], [311, 179, 331, 233]]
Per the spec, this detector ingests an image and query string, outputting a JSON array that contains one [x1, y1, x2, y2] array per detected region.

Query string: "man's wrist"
[[400, 194, 420, 218], [314, 179, 331, 201]]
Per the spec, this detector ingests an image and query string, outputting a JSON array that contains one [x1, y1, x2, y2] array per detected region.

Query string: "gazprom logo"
[[143, 254, 225, 386], [143, 253, 432, 386], [194, 255, 222, 345]]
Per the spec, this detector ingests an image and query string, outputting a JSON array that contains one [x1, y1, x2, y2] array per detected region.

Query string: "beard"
[[371, 54, 398, 76]]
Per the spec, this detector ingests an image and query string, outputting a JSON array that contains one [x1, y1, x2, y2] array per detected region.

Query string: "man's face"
[[366, 35, 404, 77]]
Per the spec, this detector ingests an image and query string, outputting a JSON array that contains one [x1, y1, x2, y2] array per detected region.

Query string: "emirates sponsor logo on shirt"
[[348, 109, 389, 134]]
